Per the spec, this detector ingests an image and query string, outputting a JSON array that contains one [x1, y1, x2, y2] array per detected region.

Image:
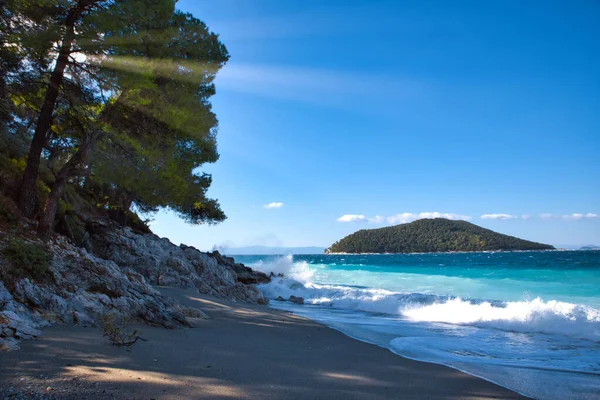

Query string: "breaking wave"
[[255, 258, 600, 342]]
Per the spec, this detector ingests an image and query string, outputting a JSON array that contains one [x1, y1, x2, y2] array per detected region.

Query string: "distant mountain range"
[[327, 218, 554, 254], [220, 246, 326, 255]]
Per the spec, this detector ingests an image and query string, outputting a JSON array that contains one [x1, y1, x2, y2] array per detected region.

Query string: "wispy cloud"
[[339, 211, 599, 224], [387, 212, 471, 224], [480, 213, 518, 220], [370, 215, 385, 224], [561, 213, 597, 220], [217, 63, 425, 110], [264, 202, 284, 209], [337, 212, 471, 224], [540, 213, 597, 220]]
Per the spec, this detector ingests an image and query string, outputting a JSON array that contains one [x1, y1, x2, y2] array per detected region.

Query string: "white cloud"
[[337, 212, 472, 224], [387, 212, 471, 224], [387, 213, 416, 224], [336, 214, 386, 223], [370, 215, 385, 224], [562, 213, 598, 220], [339, 212, 599, 224], [540, 213, 598, 220], [337, 214, 368, 223], [480, 213, 518, 220], [264, 202, 284, 209]]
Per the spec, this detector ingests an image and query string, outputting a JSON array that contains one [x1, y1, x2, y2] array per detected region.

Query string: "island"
[[326, 218, 555, 254], [580, 245, 600, 251]]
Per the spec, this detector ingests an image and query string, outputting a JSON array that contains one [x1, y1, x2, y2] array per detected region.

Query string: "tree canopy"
[[0, 0, 229, 238]]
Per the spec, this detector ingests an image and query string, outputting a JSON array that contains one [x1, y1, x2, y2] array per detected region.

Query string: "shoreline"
[[325, 249, 559, 255], [307, 316, 534, 400], [0, 287, 526, 399]]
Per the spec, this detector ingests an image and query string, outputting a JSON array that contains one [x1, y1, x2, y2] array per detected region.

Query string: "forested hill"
[[326, 218, 554, 254]]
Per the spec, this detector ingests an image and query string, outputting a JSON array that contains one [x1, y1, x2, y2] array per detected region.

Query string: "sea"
[[234, 251, 600, 400]]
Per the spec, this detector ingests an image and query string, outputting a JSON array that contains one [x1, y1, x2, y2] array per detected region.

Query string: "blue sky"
[[150, 0, 600, 250]]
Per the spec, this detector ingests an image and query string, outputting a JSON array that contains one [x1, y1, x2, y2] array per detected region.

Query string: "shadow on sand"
[[0, 287, 526, 399]]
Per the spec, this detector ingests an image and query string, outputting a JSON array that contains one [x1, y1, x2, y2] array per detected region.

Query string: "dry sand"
[[0, 287, 526, 399]]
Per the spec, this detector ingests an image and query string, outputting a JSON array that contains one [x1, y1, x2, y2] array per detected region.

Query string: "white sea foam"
[[257, 259, 600, 342], [402, 297, 600, 341], [248, 254, 600, 400], [252, 254, 316, 283]]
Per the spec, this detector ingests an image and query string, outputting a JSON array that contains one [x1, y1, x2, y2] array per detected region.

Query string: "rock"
[[235, 268, 270, 285], [274, 296, 286, 301], [0, 235, 190, 350], [256, 297, 270, 306], [181, 307, 209, 320], [0, 311, 41, 339], [0, 218, 271, 350], [0, 280, 12, 309], [87, 225, 270, 304], [210, 251, 270, 285], [288, 296, 304, 305], [0, 336, 20, 351]]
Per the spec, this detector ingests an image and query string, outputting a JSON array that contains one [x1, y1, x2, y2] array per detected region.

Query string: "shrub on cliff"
[[0, 194, 19, 224], [1, 239, 51, 281]]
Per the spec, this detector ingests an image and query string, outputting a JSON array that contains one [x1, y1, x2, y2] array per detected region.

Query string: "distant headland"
[[326, 218, 554, 254]]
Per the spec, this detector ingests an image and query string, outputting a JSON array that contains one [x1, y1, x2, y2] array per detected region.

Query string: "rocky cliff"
[[0, 220, 269, 350]]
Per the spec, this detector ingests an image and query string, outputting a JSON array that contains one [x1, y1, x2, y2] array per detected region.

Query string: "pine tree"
[[2, 0, 229, 237]]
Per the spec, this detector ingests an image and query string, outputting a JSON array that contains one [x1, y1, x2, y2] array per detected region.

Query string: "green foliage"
[[99, 312, 143, 347], [89, 3, 229, 224], [0, 154, 24, 194], [2, 239, 51, 280], [1, 0, 229, 235], [0, 193, 20, 223], [327, 218, 555, 254], [0, 127, 28, 194]]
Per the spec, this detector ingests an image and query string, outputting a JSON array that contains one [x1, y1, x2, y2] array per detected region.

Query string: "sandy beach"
[[0, 287, 526, 399]]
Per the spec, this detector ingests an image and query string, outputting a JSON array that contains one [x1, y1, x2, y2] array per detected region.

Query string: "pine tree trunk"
[[37, 138, 92, 239], [37, 175, 67, 239], [18, 3, 87, 217]]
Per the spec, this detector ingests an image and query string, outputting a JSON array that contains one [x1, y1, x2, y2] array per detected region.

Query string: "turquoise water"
[[235, 251, 600, 400]]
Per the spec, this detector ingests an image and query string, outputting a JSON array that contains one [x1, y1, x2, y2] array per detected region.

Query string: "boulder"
[[288, 295, 305, 305], [0, 235, 190, 350], [0, 218, 271, 350], [0, 336, 19, 351], [87, 226, 269, 304], [235, 266, 271, 285], [181, 307, 210, 320]]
